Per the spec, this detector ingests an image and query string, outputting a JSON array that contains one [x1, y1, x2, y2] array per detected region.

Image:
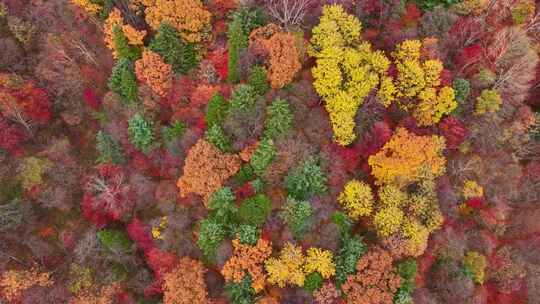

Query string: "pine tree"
[[108, 58, 139, 104], [149, 22, 199, 74], [112, 25, 141, 61], [96, 131, 125, 164]]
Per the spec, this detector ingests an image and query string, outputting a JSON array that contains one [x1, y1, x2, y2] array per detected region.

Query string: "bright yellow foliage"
[[378, 184, 408, 208], [368, 127, 446, 187], [414, 86, 457, 126], [463, 180, 484, 199], [304, 248, 336, 279], [144, 0, 211, 43], [338, 180, 374, 220], [463, 251, 487, 284], [388, 40, 456, 125], [392, 39, 422, 62], [71, 0, 102, 14], [374, 206, 404, 237], [401, 219, 429, 256], [423, 59, 443, 88], [265, 242, 306, 287], [152, 216, 168, 240], [378, 76, 397, 107], [309, 5, 390, 146], [475, 89, 502, 115]]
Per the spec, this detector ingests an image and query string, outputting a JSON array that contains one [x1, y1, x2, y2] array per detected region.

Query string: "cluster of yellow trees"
[[221, 239, 337, 290], [339, 128, 447, 257], [310, 5, 457, 146]]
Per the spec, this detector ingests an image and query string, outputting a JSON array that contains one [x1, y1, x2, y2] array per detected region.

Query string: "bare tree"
[[266, 0, 313, 28]]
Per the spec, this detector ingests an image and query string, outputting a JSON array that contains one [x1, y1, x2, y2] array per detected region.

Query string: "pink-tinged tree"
[[81, 164, 134, 227]]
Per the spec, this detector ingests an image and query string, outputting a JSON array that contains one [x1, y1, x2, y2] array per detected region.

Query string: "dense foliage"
[[2, 1, 540, 303]]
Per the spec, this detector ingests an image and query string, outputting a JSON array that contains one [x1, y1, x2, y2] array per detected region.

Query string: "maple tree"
[[341, 247, 401, 304], [135, 50, 173, 97], [82, 164, 133, 227], [0, 73, 52, 125], [162, 257, 209, 304], [177, 139, 241, 204], [221, 238, 272, 292], [368, 127, 446, 187], [249, 24, 301, 89], [143, 0, 212, 43]]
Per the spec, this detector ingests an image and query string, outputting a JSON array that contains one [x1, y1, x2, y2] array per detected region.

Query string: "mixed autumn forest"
[[1, 0, 540, 303]]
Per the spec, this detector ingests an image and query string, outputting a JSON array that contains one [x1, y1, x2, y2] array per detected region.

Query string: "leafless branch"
[[266, 0, 313, 28]]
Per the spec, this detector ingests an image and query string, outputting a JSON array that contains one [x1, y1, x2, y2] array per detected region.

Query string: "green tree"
[[162, 120, 186, 144], [394, 260, 417, 304], [197, 218, 226, 260], [285, 158, 328, 200], [452, 78, 470, 104], [280, 196, 313, 239], [97, 229, 132, 253], [206, 124, 232, 152], [205, 94, 229, 128], [108, 58, 139, 104], [304, 272, 323, 293], [225, 275, 256, 304], [227, 7, 265, 83], [112, 25, 141, 61], [248, 66, 270, 96], [263, 98, 292, 139], [250, 138, 276, 176], [239, 193, 272, 227], [207, 187, 239, 235], [230, 84, 257, 114], [237, 224, 259, 246], [334, 235, 367, 287], [128, 114, 154, 153], [96, 131, 124, 164], [149, 22, 199, 74]]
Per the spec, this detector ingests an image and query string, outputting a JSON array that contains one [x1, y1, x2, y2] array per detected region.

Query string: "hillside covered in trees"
[[1, 0, 540, 303]]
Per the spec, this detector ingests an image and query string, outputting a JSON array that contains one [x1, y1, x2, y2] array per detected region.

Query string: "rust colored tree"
[[135, 50, 174, 97], [177, 139, 241, 205], [221, 238, 273, 292], [249, 24, 301, 89], [162, 257, 209, 304], [341, 247, 401, 304]]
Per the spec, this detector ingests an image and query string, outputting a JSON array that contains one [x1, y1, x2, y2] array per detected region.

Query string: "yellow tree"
[[309, 5, 390, 145], [143, 0, 211, 43], [368, 127, 446, 187], [389, 40, 457, 126], [338, 179, 374, 220]]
